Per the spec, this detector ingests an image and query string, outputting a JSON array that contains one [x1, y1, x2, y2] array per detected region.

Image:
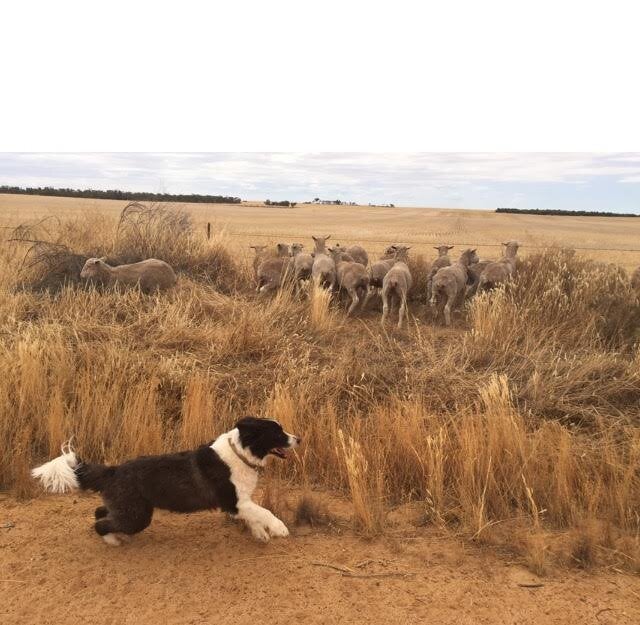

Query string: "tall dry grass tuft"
[[1, 217, 639, 569]]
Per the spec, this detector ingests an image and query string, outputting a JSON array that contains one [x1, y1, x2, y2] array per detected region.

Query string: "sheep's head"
[[80, 257, 108, 280], [290, 243, 304, 257], [311, 235, 331, 253], [502, 240, 520, 256], [249, 245, 267, 256], [434, 244, 454, 256], [393, 245, 411, 260], [276, 243, 290, 257], [382, 244, 398, 258], [460, 248, 479, 266]]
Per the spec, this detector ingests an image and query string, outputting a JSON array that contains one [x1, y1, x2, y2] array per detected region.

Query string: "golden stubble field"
[[2, 193, 640, 270], [0, 192, 639, 618]]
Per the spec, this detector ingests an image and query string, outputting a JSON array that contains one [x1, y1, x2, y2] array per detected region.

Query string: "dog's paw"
[[250, 524, 271, 543], [102, 533, 122, 547], [268, 517, 290, 538]]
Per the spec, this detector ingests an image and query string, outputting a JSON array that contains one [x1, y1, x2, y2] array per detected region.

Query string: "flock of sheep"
[[250, 236, 521, 328], [79, 238, 521, 329]]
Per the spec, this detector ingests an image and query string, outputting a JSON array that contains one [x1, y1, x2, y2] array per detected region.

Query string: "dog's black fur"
[[68, 416, 294, 538]]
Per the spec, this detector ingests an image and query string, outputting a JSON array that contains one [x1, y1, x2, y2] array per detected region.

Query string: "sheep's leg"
[[381, 289, 389, 325], [346, 289, 360, 316], [362, 286, 375, 310], [426, 279, 432, 303], [397, 294, 407, 329], [444, 294, 454, 326]]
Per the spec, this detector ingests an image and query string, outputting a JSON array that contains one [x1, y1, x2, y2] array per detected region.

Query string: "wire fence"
[[221, 229, 640, 254]]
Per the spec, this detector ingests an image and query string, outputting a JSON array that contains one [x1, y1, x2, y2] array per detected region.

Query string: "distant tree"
[[313, 197, 320, 203], [265, 199, 271, 205], [0, 185, 241, 204]]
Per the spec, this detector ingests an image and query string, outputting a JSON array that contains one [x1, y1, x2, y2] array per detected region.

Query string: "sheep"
[[426, 245, 454, 302], [477, 241, 520, 293], [249, 243, 289, 284], [290, 243, 314, 283], [381, 246, 413, 329], [311, 235, 336, 290], [429, 248, 479, 326], [328, 247, 369, 315], [362, 245, 402, 309], [80, 257, 177, 292], [249, 245, 269, 282], [631, 266, 640, 293], [466, 259, 492, 297], [345, 245, 368, 267], [256, 256, 292, 294]]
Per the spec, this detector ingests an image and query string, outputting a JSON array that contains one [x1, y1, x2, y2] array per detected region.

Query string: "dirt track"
[[1, 494, 638, 625]]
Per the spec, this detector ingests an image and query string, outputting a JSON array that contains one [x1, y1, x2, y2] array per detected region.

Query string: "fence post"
[[206, 222, 211, 240]]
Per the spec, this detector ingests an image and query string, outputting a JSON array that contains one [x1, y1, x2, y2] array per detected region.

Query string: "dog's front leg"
[[235, 500, 289, 542]]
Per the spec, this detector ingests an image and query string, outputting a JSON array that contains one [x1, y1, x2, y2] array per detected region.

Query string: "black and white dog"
[[32, 417, 300, 546]]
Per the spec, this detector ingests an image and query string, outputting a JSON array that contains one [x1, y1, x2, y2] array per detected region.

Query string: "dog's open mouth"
[[269, 447, 288, 459]]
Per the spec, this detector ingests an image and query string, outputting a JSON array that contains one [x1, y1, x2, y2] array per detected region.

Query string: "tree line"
[[496, 207, 639, 217], [0, 185, 242, 204]]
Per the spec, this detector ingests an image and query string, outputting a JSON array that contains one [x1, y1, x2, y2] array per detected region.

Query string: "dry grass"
[[1, 201, 639, 574]]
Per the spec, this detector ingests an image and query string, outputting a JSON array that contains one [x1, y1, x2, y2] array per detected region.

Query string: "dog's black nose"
[[295, 436, 302, 445]]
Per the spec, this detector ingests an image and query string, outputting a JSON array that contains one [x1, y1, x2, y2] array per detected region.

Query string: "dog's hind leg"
[[94, 501, 153, 544], [94, 506, 108, 519]]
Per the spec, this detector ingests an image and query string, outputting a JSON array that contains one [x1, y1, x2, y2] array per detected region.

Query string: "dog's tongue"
[[272, 447, 287, 459]]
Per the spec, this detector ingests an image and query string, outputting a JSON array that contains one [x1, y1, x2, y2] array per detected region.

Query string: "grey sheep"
[[311, 235, 336, 289], [345, 245, 369, 267], [381, 246, 413, 329], [430, 248, 479, 326], [328, 247, 369, 315], [466, 259, 492, 297], [426, 245, 454, 302], [363, 244, 402, 309], [290, 242, 314, 283], [80, 257, 177, 292], [631, 266, 640, 293], [477, 241, 520, 293]]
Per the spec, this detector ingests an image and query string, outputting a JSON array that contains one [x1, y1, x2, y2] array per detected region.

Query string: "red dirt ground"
[[1, 494, 639, 625]]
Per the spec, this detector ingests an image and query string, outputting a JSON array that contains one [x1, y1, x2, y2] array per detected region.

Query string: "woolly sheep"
[[80, 257, 177, 292], [328, 247, 369, 315], [290, 243, 314, 283], [345, 245, 368, 267], [426, 245, 454, 301], [466, 259, 492, 297], [249, 245, 269, 282], [477, 241, 520, 293], [631, 266, 640, 292], [311, 235, 336, 289], [430, 248, 479, 326], [381, 246, 413, 329], [363, 245, 401, 309], [256, 256, 292, 294]]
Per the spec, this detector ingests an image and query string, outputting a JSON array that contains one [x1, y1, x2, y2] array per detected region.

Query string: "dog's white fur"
[[30, 442, 79, 493], [212, 427, 295, 542]]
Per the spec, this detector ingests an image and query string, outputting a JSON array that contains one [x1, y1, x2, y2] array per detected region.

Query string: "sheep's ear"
[[470, 248, 477, 254], [312, 236, 318, 242], [447, 245, 454, 250], [325, 235, 331, 240], [405, 246, 411, 251]]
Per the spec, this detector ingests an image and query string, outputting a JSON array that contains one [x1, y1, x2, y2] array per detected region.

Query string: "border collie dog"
[[32, 417, 300, 546]]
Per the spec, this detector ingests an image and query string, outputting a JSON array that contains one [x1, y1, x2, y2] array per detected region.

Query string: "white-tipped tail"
[[31, 442, 79, 493]]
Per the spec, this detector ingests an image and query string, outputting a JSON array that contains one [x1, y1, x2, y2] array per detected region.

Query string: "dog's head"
[[234, 417, 300, 463]]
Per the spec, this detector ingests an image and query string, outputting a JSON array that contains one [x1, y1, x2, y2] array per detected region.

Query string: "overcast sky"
[[2, 153, 640, 212]]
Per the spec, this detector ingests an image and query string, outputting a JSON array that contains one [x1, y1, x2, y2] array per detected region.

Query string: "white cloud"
[[1, 152, 640, 210]]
